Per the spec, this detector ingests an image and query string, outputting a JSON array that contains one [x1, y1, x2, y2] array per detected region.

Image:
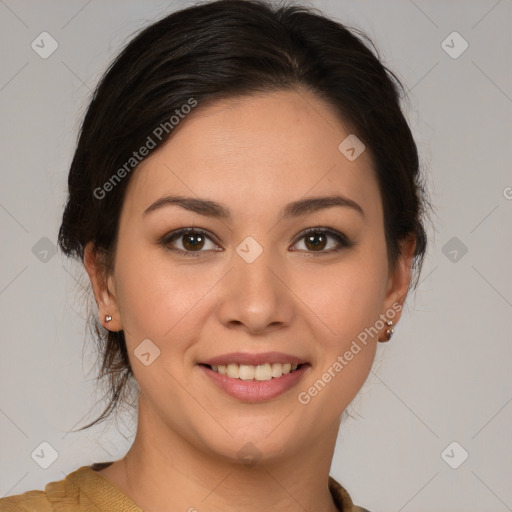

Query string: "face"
[[86, 89, 412, 464]]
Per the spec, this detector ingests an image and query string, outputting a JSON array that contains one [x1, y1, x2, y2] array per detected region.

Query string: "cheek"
[[112, 250, 218, 402], [294, 244, 388, 347], [113, 242, 219, 358], [292, 236, 388, 407]]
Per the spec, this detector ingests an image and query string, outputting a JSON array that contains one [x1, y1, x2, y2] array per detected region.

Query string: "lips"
[[197, 352, 311, 402]]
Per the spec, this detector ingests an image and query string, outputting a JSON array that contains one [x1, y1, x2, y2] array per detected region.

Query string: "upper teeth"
[[211, 363, 299, 381]]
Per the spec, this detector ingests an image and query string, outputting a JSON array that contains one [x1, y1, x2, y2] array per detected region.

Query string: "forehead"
[[121, 89, 381, 223]]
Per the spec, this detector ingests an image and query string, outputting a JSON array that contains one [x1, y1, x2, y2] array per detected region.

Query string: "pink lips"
[[198, 352, 310, 402]]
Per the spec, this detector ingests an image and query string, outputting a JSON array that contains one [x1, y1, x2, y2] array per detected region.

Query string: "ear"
[[382, 235, 417, 326], [83, 242, 122, 332]]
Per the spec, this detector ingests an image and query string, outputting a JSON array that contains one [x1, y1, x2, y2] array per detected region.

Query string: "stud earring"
[[105, 315, 112, 323], [379, 320, 394, 342]]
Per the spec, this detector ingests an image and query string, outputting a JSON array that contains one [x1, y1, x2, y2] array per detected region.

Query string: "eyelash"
[[159, 227, 352, 258]]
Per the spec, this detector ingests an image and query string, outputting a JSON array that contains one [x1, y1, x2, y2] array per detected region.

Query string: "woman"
[[0, 0, 428, 510]]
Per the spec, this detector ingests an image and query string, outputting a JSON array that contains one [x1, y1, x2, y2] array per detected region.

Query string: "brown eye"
[[304, 232, 328, 251], [181, 232, 206, 251], [291, 228, 351, 255], [160, 228, 220, 257]]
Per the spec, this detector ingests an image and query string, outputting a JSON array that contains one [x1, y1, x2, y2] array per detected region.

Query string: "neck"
[[114, 393, 342, 512]]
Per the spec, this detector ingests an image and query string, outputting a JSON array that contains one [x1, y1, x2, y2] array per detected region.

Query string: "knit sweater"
[[0, 462, 371, 511]]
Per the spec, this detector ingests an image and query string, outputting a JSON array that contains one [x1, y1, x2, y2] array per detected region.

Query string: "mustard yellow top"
[[0, 462, 371, 512]]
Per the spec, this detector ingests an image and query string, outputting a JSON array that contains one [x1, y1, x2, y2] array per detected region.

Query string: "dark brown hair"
[[58, 0, 430, 430]]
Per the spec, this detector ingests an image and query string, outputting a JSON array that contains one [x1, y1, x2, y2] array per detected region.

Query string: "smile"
[[206, 362, 302, 381], [198, 362, 310, 402]]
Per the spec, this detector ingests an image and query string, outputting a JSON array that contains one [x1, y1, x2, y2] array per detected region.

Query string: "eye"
[[290, 227, 352, 256], [159, 226, 352, 258], [159, 228, 220, 257]]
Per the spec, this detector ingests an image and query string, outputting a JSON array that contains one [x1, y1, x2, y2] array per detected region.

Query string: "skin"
[[84, 89, 415, 512]]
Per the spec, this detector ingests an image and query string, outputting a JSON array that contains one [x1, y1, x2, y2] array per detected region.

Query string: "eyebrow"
[[143, 194, 364, 220]]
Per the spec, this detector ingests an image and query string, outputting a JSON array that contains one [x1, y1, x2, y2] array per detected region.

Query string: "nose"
[[215, 243, 295, 335]]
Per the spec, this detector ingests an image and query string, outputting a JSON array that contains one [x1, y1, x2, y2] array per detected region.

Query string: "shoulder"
[[0, 490, 52, 512], [0, 467, 87, 512], [0, 464, 142, 512]]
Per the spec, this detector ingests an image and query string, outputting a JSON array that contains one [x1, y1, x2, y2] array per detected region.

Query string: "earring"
[[105, 315, 112, 323], [379, 320, 394, 342]]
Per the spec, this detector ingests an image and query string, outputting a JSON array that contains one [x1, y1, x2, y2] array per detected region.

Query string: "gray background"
[[1, 1, 511, 510]]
